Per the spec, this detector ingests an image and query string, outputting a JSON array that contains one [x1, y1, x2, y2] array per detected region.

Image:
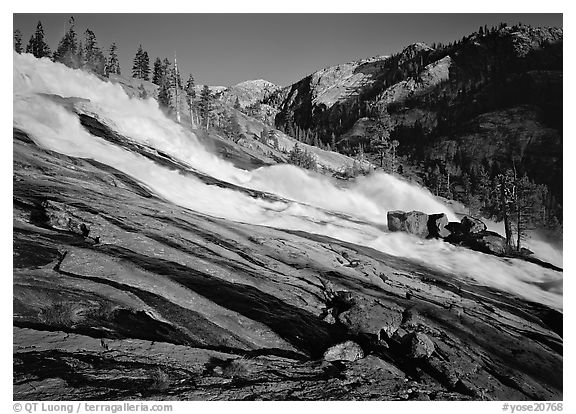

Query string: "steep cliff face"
[[272, 55, 389, 133], [377, 55, 452, 106]]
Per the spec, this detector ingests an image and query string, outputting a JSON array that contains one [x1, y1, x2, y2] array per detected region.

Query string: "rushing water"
[[13, 53, 563, 310]]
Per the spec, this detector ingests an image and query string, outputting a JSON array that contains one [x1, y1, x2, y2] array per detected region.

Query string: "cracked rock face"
[[13, 127, 562, 401]]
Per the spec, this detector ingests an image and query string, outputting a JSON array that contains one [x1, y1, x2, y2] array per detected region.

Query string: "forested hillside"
[[267, 24, 562, 232]]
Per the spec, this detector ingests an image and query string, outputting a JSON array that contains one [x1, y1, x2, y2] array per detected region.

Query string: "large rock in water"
[[323, 340, 364, 362], [445, 216, 508, 256], [387, 210, 408, 233], [466, 231, 508, 255], [387, 211, 451, 239], [387, 210, 429, 238], [461, 216, 487, 234], [427, 213, 450, 238], [445, 221, 464, 236], [389, 212, 510, 256]]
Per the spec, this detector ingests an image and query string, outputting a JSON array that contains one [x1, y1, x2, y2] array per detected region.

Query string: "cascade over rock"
[[12, 49, 562, 401]]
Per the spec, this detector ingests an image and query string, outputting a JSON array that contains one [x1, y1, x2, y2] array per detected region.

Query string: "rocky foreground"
[[13, 127, 562, 400]]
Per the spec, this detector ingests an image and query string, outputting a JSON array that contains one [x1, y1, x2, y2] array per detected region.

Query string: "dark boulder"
[[427, 213, 450, 238], [445, 221, 463, 236], [389, 211, 510, 257], [465, 231, 508, 255], [387, 210, 429, 238], [444, 219, 509, 256], [461, 216, 487, 234]]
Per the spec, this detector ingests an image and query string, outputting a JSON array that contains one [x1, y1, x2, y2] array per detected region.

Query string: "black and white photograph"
[[11, 6, 565, 409]]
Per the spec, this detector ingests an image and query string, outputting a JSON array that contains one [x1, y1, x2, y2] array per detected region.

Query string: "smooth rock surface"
[[12, 128, 563, 400]]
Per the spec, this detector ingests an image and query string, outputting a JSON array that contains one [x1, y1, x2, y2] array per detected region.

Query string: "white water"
[[13, 53, 563, 310]]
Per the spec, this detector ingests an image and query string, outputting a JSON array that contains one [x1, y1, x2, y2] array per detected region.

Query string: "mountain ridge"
[[265, 23, 563, 222]]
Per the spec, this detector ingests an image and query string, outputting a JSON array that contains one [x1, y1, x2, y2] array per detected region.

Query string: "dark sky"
[[13, 13, 562, 87]]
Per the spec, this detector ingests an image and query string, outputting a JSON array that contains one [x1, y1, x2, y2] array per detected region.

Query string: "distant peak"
[[402, 42, 432, 53], [233, 79, 278, 89]]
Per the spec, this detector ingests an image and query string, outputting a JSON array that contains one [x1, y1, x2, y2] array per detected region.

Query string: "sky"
[[13, 13, 562, 87]]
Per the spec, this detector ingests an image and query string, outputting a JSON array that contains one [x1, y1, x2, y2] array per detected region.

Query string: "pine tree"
[[76, 40, 85, 68], [152, 58, 163, 85], [367, 103, 393, 169], [174, 65, 182, 89], [491, 170, 516, 248], [444, 163, 461, 199], [157, 76, 172, 108], [162, 58, 171, 75], [473, 164, 492, 210], [159, 59, 180, 91], [198, 85, 213, 128], [26, 21, 51, 58], [105, 43, 121, 76], [287, 143, 317, 171], [512, 174, 546, 251], [225, 113, 243, 142], [14, 29, 23, 53], [83, 29, 106, 76], [141, 51, 150, 81], [430, 164, 442, 196], [163, 59, 173, 87], [25, 35, 33, 54], [53, 17, 79, 67], [288, 143, 302, 161], [233, 97, 241, 110], [184, 74, 197, 126], [132, 45, 144, 79]]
